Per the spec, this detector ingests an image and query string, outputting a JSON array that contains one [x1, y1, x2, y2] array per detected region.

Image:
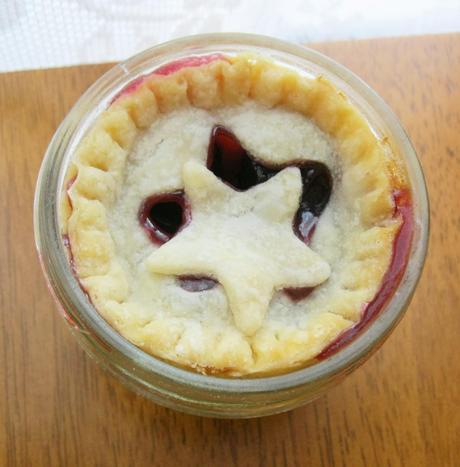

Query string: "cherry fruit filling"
[[178, 276, 218, 292], [139, 191, 190, 245]]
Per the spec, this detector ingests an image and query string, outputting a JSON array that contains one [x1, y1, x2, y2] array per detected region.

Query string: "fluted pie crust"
[[62, 54, 409, 376]]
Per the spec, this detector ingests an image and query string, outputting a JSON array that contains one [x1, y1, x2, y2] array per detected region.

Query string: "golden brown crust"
[[63, 54, 409, 376]]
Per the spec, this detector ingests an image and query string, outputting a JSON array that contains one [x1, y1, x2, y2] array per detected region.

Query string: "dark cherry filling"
[[178, 275, 218, 292], [207, 125, 278, 190], [139, 191, 191, 245], [284, 286, 315, 302]]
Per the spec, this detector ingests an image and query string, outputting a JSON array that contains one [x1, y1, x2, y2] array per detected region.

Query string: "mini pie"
[[62, 54, 411, 376]]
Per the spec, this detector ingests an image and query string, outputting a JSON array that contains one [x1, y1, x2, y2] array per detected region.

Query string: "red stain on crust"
[[112, 54, 225, 103], [62, 234, 112, 352], [154, 54, 225, 75], [317, 190, 414, 360]]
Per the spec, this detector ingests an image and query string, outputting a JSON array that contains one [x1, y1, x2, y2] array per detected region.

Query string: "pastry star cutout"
[[147, 161, 331, 336]]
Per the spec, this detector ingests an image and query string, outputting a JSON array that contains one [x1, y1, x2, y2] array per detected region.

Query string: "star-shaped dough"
[[147, 161, 330, 336]]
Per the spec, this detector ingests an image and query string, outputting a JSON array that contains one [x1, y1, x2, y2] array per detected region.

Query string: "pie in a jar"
[[61, 53, 412, 376]]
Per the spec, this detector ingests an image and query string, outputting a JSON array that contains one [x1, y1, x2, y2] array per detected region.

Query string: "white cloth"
[[1, 0, 459, 72]]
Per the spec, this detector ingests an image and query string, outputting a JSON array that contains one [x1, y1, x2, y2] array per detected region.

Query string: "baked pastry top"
[[62, 54, 410, 376]]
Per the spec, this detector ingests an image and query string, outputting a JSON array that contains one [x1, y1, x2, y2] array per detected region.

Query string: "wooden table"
[[1, 33, 459, 466]]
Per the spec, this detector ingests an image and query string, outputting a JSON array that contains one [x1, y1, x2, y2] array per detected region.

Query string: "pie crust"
[[62, 54, 409, 376]]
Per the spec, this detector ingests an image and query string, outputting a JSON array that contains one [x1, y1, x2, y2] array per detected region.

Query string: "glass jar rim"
[[34, 32, 429, 394]]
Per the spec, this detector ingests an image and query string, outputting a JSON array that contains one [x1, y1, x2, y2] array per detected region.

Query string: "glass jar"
[[34, 33, 429, 418]]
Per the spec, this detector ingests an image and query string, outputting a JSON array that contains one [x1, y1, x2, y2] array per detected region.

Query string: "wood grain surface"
[[1, 33, 459, 467]]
